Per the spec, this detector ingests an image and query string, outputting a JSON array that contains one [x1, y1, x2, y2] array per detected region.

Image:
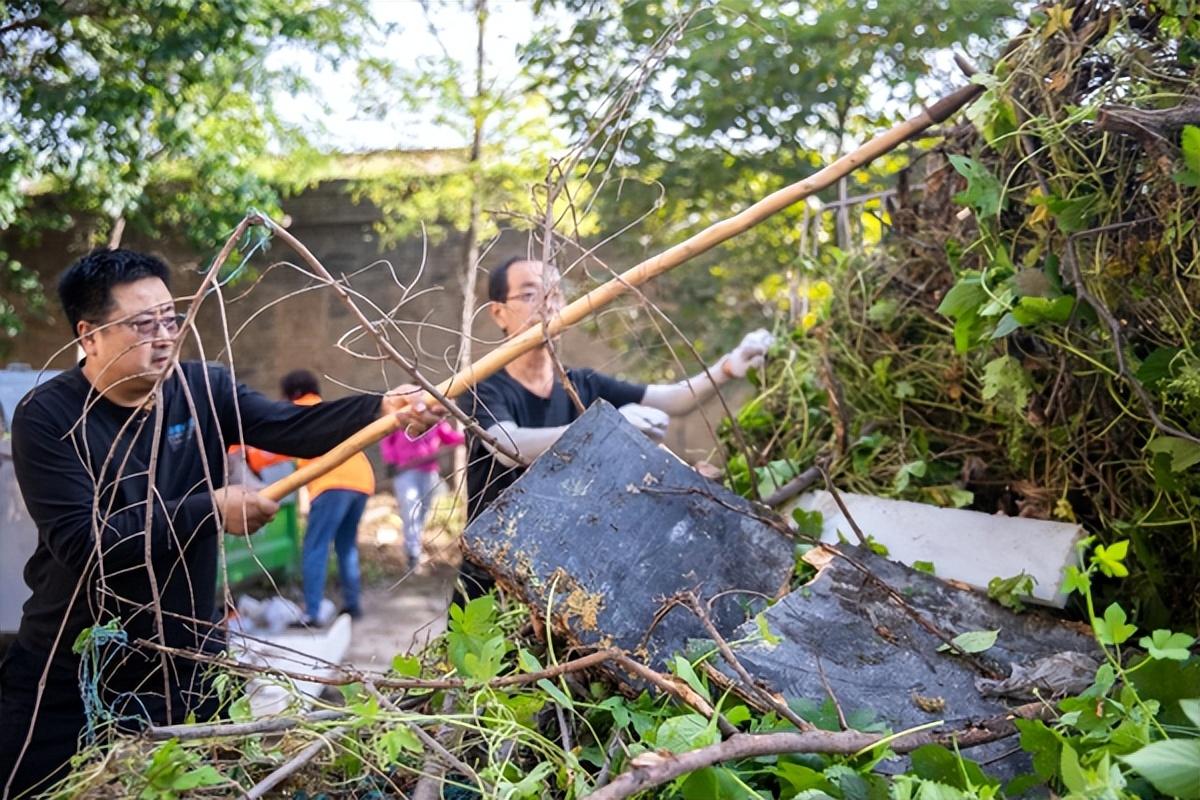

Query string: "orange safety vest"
[[291, 393, 375, 499], [230, 394, 375, 500]]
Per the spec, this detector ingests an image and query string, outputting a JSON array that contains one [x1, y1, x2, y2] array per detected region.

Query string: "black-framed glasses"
[[506, 288, 566, 305], [113, 312, 186, 339]]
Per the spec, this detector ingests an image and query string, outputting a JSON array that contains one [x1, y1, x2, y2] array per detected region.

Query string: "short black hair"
[[281, 369, 320, 400], [57, 248, 172, 331], [488, 255, 531, 303]]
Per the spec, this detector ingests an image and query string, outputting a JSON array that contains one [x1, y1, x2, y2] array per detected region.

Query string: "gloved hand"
[[723, 329, 775, 378], [618, 403, 670, 442]]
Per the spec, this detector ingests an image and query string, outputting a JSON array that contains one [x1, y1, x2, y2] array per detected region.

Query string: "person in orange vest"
[[279, 369, 376, 624]]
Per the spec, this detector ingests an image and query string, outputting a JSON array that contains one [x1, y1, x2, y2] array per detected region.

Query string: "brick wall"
[[4, 180, 741, 469]]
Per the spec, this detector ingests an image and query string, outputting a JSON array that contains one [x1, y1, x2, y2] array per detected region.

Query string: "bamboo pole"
[[260, 82, 981, 503]]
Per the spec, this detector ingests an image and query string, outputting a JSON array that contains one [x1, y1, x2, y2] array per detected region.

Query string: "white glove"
[[618, 403, 670, 442], [723, 329, 775, 378]]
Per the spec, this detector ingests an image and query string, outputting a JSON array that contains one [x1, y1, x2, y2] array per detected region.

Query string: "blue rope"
[[73, 619, 144, 743]]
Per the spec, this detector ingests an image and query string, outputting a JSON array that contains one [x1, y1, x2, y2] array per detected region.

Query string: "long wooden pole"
[[260, 83, 981, 502]]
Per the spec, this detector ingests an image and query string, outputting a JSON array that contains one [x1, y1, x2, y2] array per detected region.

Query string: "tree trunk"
[[451, 0, 488, 493]]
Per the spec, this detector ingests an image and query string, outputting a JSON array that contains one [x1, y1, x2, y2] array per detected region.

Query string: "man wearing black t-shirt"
[[0, 249, 440, 798], [460, 256, 772, 596]]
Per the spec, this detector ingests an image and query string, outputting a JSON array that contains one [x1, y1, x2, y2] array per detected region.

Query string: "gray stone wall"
[[4, 180, 739, 469]]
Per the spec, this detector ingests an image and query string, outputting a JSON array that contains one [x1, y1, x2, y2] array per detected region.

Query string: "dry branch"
[[258, 81, 984, 501], [242, 725, 346, 799], [585, 703, 1052, 800]]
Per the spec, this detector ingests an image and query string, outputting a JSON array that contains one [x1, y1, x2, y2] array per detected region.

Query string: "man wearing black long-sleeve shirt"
[[0, 249, 439, 798]]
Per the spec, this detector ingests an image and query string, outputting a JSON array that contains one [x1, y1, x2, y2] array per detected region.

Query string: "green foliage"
[[1121, 740, 1200, 798], [0, 0, 373, 344], [1093, 603, 1137, 647], [132, 740, 226, 800], [1139, 629, 1197, 662], [936, 629, 999, 655], [447, 595, 512, 683], [987, 572, 1036, 612], [980, 355, 1033, 415], [350, 1, 565, 261], [1175, 125, 1200, 188], [522, 0, 1015, 358], [949, 155, 1005, 218]]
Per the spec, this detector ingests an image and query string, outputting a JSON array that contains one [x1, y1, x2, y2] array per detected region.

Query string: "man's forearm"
[[641, 359, 733, 416], [482, 422, 569, 467]]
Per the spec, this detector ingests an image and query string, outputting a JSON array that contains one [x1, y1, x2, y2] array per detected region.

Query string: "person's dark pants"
[[0, 640, 225, 799], [302, 489, 368, 619], [0, 642, 85, 799]]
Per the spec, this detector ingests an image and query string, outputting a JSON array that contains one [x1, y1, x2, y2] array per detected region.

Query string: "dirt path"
[[342, 565, 457, 671]]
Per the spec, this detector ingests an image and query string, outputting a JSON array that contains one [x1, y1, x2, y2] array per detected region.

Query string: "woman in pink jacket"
[[380, 420, 465, 565]]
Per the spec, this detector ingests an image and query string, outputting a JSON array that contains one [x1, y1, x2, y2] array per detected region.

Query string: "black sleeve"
[[11, 399, 216, 573], [582, 369, 646, 408], [463, 377, 516, 432], [209, 365, 381, 457]]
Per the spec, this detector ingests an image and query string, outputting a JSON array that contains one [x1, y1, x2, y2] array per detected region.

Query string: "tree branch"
[[585, 703, 1052, 800]]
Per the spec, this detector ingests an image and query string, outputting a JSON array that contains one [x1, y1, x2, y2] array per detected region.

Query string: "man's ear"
[[488, 300, 507, 334], [76, 320, 98, 354]]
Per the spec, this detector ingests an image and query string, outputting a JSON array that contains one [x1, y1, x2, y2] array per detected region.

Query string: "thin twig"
[[680, 592, 814, 732], [242, 726, 346, 800], [611, 655, 738, 738]]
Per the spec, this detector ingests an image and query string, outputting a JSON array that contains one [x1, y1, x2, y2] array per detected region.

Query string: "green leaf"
[[517, 648, 543, 673], [1011, 295, 1074, 326], [913, 560, 936, 574], [1061, 565, 1091, 596], [671, 656, 712, 703], [949, 155, 1005, 217], [755, 612, 782, 646], [1138, 629, 1196, 661], [1129, 658, 1200, 728], [655, 713, 720, 754], [1121, 740, 1200, 799], [379, 726, 424, 761], [680, 766, 759, 800], [228, 695, 253, 723], [1136, 347, 1181, 387], [989, 311, 1022, 339], [894, 459, 927, 492], [938, 629, 999, 654], [1182, 124, 1200, 173], [1044, 192, 1102, 233], [791, 507, 824, 538], [1059, 743, 1087, 794], [1093, 539, 1130, 578], [981, 355, 1033, 415], [536, 678, 575, 711], [597, 696, 631, 730], [909, 744, 997, 791], [1016, 719, 1061, 780], [937, 275, 987, 319], [1180, 698, 1200, 730], [988, 572, 1037, 612], [1147, 436, 1200, 473], [390, 654, 421, 677], [1094, 603, 1137, 646], [170, 765, 224, 791], [774, 762, 836, 795]]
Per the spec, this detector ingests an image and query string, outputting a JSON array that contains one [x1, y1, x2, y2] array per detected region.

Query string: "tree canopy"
[[523, 0, 1017, 359], [0, 0, 373, 345]]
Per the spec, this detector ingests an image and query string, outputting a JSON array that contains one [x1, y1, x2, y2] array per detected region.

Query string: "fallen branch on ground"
[[585, 702, 1053, 800]]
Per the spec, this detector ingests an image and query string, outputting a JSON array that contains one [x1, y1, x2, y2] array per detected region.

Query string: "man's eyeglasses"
[[506, 289, 566, 306], [105, 312, 186, 339]]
